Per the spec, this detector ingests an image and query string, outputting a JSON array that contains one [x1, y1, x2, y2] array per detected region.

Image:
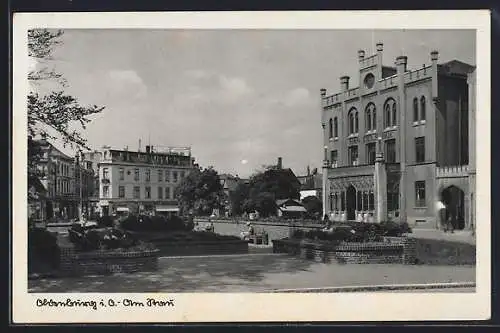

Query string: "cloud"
[[183, 69, 254, 104], [283, 87, 311, 107], [105, 69, 148, 100]]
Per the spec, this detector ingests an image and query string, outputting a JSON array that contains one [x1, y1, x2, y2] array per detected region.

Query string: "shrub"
[[68, 224, 139, 251], [120, 214, 190, 232]]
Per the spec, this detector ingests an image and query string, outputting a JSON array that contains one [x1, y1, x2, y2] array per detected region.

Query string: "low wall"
[[415, 238, 476, 265], [273, 238, 417, 265], [59, 246, 159, 277]]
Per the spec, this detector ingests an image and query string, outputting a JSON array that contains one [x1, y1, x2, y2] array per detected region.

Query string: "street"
[[29, 253, 475, 293]]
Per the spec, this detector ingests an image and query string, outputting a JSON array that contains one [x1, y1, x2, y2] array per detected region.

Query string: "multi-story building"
[[320, 43, 476, 230], [297, 167, 323, 201], [82, 149, 104, 217], [33, 140, 94, 221], [96, 145, 195, 216]]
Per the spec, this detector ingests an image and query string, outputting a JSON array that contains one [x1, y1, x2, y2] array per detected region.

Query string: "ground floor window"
[[368, 192, 374, 211], [415, 181, 426, 207]]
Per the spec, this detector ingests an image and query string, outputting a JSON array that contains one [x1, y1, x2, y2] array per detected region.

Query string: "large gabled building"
[[320, 43, 476, 230]]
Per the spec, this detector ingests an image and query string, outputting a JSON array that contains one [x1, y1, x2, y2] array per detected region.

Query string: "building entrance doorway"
[[346, 185, 357, 221], [441, 185, 465, 230]]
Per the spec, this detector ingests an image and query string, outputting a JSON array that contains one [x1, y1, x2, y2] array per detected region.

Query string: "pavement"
[[28, 253, 475, 293]]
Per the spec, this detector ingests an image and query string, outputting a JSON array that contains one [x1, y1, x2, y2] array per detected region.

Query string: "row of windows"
[[102, 185, 173, 199], [330, 137, 425, 166], [327, 181, 426, 210], [328, 99, 398, 138], [328, 96, 427, 138], [102, 167, 185, 183]]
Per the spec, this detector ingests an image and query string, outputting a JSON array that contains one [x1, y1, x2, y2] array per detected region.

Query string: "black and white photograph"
[[12, 11, 490, 323]]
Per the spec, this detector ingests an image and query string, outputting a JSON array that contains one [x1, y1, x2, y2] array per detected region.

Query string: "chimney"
[[376, 42, 383, 53], [138, 139, 142, 152], [320, 88, 327, 97], [340, 76, 350, 92], [358, 50, 365, 61], [395, 55, 408, 73], [277, 157, 283, 170], [430, 50, 439, 63]]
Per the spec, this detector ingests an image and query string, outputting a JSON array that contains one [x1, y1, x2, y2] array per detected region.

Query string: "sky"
[[32, 29, 475, 178]]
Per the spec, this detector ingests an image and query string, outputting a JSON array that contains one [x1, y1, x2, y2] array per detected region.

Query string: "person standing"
[[436, 200, 446, 231]]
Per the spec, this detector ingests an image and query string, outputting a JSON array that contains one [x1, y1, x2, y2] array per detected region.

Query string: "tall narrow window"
[[331, 150, 338, 167], [348, 146, 359, 166], [145, 186, 151, 199], [102, 168, 109, 180], [165, 170, 170, 182], [119, 168, 124, 181], [119, 186, 125, 198], [420, 96, 426, 120], [329, 118, 333, 138], [134, 168, 139, 181], [133, 186, 140, 199], [384, 98, 397, 127], [173, 171, 178, 182], [392, 103, 397, 126], [165, 187, 170, 199], [357, 191, 362, 211], [415, 181, 426, 207], [145, 169, 151, 182], [368, 192, 375, 211], [385, 139, 396, 163], [413, 97, 419, 122], [415, 137, 425, 163], [372, 108, 377, 130], [348, 108, 358, 135], [385, 104, 391, 128], [158, 186, 163, 199], [366, 109, 372, 131], [334, 117, 338, 137], [103, 185, 109, 198], [366, 143, 376, 164], [365, 103, 376, 131], [158, 169, 163, 182]]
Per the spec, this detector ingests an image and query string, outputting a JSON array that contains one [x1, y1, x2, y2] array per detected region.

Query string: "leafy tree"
[[28, 29, 105, 180], [302, 195, 323, 219], [231, 166, 300, 217], [174, 166, 226, 216]]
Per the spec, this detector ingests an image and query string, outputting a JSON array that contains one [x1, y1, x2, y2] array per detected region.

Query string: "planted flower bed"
[[57, 221, 160, 277], [274, 222, 416, 264]]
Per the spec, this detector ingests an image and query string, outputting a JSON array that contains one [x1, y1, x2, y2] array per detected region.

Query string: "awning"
[[279, 206, 307, 212], [156, 205, 180, 212], [116, 207, 129, 212]]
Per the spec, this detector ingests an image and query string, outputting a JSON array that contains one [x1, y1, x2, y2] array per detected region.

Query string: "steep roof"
[[438, 60, 476, 77]]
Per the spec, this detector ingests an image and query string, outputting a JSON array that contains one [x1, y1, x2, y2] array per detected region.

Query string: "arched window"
[[334, 117, 338, 137], [384, 98, 396, 128], [392, 103, 397, 126], [348, 108, 358, 134], [365, 103, 376, 131], [413, 97, 419, 122], [420, 96, 426, 121], [329, 118, 333, 138], [372, 108, 377, 130]]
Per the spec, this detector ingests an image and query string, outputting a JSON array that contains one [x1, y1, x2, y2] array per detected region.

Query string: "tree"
[[302, 195, 323, 219], [231, 166, 301, 217], [28, 29, 105, 180], [174, 166, 226, 216]]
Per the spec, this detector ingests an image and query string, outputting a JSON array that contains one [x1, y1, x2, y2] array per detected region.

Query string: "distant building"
[[297, 167, 323, 200], [276, 199, 307, 218], [32, 139, 94, 220], [95, 145, 196, 217], [320, 43, 476, 230]]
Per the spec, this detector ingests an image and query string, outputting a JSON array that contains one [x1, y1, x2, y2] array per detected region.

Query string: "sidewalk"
[[29, 254, 475, 293], [410, 229, 475, 245]]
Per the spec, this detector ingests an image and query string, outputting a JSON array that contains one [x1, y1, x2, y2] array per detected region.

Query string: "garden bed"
[[58, 244, 160, 277], [127, 230, 249, 256], [273, 238, 417, 264]]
